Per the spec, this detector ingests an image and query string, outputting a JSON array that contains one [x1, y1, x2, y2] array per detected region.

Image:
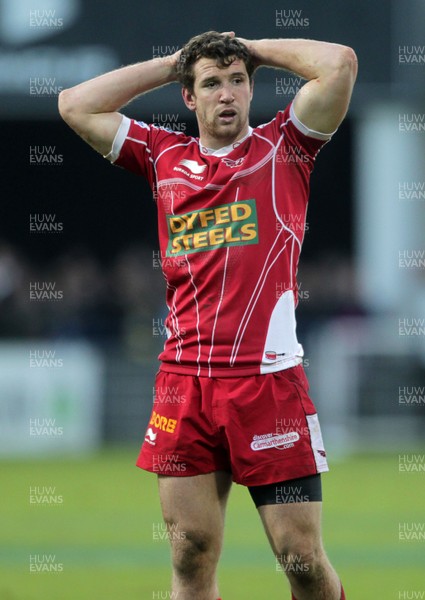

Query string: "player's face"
[[182, 57, 253, 149]]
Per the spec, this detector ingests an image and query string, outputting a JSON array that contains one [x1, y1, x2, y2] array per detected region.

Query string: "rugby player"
[[59, 31, 357, 600]]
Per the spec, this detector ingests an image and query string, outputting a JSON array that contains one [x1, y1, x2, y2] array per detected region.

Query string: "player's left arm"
[[238, 37, 358, 134]]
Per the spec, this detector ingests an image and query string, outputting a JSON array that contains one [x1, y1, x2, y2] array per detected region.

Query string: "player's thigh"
[[258, 500, 323, 555], [158, 471, 232, 537]]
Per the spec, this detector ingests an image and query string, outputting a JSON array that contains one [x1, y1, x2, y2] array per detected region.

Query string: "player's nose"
[[219, 84, 234, 102]]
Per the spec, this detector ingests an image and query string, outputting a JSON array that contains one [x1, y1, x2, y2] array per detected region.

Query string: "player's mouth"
[[218, 109, 237, 123]]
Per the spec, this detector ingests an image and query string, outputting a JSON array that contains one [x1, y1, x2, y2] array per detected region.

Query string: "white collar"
[[200, 127, 253, 157]]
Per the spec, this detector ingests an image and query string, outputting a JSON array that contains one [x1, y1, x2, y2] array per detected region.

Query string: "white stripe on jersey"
[[127, 136, 150, 147], [165, 282, 183, 363], [157, 178, 204, 192], [158, 178, 224, 192], [170, 187, 175, 214], [185, 256, 202, 376]]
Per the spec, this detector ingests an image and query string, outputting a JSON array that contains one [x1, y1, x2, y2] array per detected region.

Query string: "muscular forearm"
[[59, 55, 178, 117], [243, 38, 356, 81]]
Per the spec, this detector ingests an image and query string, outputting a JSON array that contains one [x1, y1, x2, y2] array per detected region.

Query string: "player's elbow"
[[334, 46, 358, 81], [58, 88, 85, 131], [58, 88, 74, 124]]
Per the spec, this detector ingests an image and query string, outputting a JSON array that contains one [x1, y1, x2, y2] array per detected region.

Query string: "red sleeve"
[[107, 116, 188, 188], [258, 102, 335, 170]]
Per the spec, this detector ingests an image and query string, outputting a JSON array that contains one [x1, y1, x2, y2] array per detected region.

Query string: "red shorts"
[[136, 365, 329, 486]]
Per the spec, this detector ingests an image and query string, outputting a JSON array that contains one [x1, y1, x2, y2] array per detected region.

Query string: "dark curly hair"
[[176, 31, 255, 92]]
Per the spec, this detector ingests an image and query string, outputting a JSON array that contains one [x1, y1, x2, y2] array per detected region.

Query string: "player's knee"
[[276, 539, 323, 584], [171, 529, 219, 581]]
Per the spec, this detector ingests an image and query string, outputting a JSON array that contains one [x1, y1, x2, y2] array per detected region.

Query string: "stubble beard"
[[200, 109, 246, 147]]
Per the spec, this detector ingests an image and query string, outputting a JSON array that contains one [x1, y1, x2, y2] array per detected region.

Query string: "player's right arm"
[[58, 53, 180, 157]]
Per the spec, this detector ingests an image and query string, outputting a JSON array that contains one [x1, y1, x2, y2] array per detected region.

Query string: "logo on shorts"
[[145, 428, 157, 445], [149, 411, 178, 434], [250, 432, 300, 451]]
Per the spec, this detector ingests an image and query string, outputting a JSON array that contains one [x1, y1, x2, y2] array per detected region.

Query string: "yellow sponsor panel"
[[166, 199, 259, 256]]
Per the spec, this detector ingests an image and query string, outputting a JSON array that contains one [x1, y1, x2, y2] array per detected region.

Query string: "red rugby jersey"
[[108, 102, 332, 377]]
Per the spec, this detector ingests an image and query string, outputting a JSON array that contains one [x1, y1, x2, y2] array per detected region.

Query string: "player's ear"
[[250, 78, 254, 101], [182, 87, 196, 112]]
